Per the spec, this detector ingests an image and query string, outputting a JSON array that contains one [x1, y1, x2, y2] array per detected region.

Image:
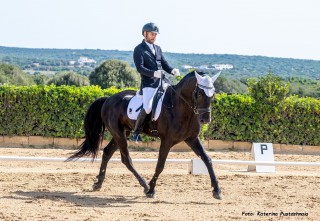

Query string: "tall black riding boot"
[[131, 109, 147, 142]]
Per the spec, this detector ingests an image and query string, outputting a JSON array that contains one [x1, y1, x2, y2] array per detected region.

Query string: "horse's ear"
[[194, 71, 203, 83], [211, 71, 221, 83]]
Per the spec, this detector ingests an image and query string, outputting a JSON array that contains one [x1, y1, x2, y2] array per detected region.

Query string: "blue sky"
[[1, 0, 320, 60]]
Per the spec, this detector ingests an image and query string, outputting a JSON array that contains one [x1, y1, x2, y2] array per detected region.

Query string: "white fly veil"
[[195, 71, 221, 97]]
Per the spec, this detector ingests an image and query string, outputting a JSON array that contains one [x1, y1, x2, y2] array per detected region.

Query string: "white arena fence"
[[1, 156, 319, 174], [0, 156, 320, 167]]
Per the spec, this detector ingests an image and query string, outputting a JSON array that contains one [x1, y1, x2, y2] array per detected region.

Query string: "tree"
[[214, 76, 247, 94], [89, 60, 139, 89], [0, 63, 35, 86], [247, 72, 289, 105], [33, 74, 49, 85], [47, 72, 90, 86], [297, 87, 305, 97]]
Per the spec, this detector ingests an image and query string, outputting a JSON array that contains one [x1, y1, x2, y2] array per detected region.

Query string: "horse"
[[67, 70, 222, 200]]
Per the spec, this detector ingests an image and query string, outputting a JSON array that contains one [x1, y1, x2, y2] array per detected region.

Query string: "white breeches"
[[142, 87, 158, 114]]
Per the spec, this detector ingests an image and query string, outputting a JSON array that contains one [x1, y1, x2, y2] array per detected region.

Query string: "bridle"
[[192, 84, 213, 115], [170, 83, 213, 115]]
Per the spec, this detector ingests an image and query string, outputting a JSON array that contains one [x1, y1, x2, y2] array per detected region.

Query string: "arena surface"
[[0, 147, 319, 220]]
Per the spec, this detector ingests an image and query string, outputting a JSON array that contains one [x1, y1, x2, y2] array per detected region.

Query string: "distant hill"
[[1, 45, 320, 80]]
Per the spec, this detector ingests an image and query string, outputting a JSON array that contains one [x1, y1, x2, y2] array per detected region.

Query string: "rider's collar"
[[144, 40, 154, 49]]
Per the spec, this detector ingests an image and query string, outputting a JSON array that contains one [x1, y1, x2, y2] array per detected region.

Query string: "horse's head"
[[193, 70, 220, 124]]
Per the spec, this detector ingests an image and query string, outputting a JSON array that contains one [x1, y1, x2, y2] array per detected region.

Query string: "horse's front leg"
[[185, 137, 222, 200], [119, 151, 149, 194], [93, 139, 118, 191], [146, 141, 172, 198]]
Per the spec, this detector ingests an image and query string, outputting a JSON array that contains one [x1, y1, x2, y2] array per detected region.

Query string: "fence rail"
[[1, 156, 319, 167]]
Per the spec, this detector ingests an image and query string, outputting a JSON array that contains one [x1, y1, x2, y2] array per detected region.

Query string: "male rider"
[[131, 22, 180, 141]]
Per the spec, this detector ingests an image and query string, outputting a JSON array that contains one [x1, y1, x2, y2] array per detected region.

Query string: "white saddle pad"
[[127, 90, 166, 121]]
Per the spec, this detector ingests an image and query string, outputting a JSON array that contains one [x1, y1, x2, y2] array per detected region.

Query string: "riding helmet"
[[142, 22, 159, 35]]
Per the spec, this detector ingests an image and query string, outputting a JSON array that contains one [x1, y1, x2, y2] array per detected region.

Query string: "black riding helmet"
[[142, 22, 159, 35]]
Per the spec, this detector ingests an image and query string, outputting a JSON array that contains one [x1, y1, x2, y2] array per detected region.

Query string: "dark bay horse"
[[67, 70, 222, 199]]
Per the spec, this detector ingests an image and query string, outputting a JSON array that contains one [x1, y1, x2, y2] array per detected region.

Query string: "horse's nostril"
[[200, 118, 211, 124]]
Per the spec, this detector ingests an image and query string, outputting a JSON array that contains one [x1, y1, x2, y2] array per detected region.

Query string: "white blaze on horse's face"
[[195, 71, 221, 97]]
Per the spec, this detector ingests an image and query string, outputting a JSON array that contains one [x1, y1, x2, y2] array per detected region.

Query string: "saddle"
[[127, 77, 171, 121]]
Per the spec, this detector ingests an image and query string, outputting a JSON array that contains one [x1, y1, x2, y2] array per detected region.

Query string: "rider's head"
[[142, 22, 159, 44]]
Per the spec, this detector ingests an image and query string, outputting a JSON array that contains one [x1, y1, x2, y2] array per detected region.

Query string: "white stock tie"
[[150, 45, 155, 55]]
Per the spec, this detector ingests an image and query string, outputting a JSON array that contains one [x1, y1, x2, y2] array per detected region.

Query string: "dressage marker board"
[[248, 143, 275, 173]]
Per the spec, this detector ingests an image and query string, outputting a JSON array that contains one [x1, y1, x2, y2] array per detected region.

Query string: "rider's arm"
[[133, 47, 155, 78]]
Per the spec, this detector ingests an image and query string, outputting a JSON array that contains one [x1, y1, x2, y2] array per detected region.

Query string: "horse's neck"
[[170, 79, 196, 112]]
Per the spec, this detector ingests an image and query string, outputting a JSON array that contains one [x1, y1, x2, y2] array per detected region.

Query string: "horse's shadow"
[[8, 190, 213, 207], [9, 190, 145, 208]]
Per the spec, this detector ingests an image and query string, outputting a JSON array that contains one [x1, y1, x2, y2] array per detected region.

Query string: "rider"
[[131, 22, 180, 141]]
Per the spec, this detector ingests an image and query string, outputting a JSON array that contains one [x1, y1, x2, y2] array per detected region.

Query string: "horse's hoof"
[[92, 183, 101, 191], [146, 193, 154, 198], [146, 190, 155, 198], [143, 186, 149, 194], [213, 191, 222, 200]]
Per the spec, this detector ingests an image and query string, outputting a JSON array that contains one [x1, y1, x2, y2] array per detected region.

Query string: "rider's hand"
[[154, 70, 164, 78], [171, 68, 180, 76]]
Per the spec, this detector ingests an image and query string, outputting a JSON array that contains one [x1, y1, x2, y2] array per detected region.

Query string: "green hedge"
[[0, 85, 120, 138], [206, 94, 320, 145], [0, 85, 319, 145]]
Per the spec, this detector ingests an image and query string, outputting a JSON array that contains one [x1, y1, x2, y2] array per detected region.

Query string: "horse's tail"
[[66, 97, 108, 161]]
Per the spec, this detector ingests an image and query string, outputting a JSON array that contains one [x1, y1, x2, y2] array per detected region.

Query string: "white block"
[[191, 159, 208, 174]]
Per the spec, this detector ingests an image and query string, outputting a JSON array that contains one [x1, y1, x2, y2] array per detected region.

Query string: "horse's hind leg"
[[93, 138, 118, 191], [115, 134, 149, 193], [185, 137, 222, 200]]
